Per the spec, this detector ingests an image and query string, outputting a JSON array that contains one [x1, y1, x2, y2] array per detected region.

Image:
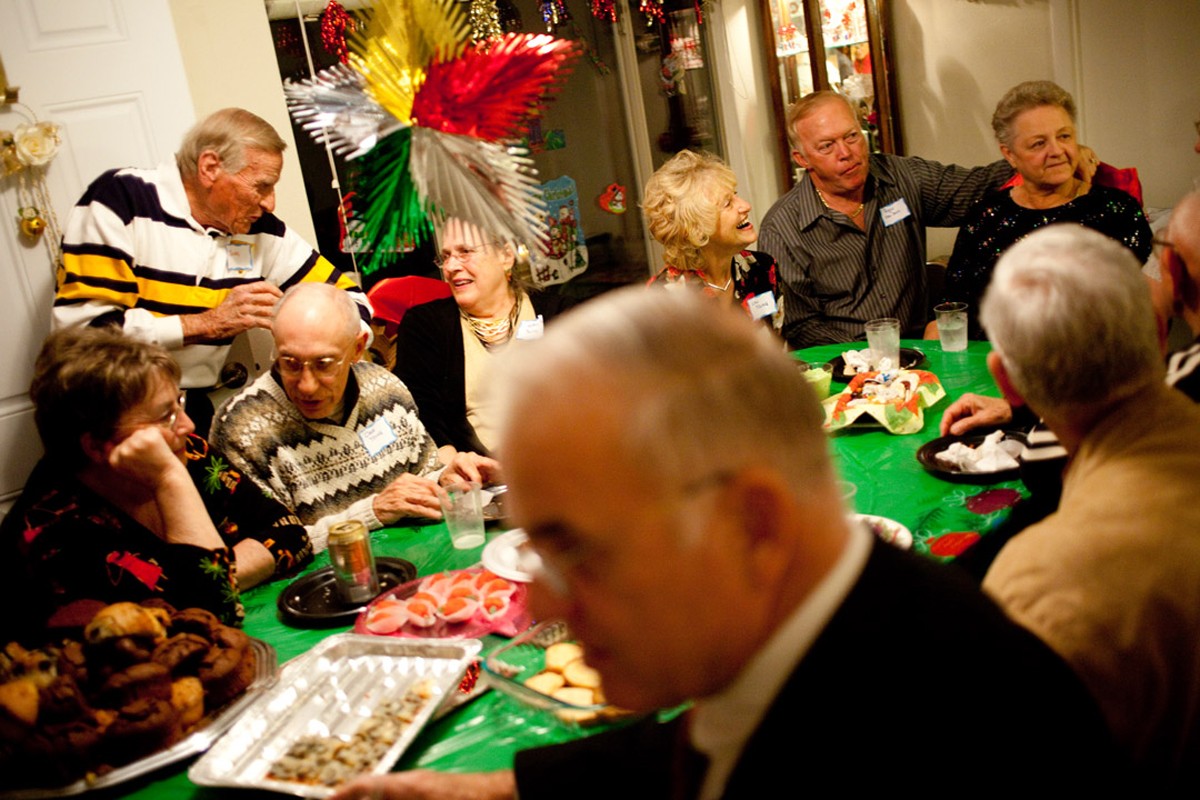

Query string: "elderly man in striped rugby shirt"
[[53, 107, 371, 433]]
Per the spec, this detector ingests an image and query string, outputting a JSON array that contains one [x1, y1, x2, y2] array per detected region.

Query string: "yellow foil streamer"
[[350, 0, 469, 123]]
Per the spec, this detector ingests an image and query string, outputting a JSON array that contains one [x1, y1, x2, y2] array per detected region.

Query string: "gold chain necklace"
[[463, 293, 522, 349], [815, 186, 864, 218]]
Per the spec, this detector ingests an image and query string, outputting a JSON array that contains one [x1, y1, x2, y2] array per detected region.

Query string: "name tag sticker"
[[880, 199, 912, 227], [515, 315, 545, 340], [746, 292, 777, 320], [359, 416, 397, 457], [227, 240, 254, 273]]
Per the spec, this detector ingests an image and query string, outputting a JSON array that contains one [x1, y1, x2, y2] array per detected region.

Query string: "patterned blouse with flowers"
[[646, 249, 784, 332], [0, 435, 312, 641]]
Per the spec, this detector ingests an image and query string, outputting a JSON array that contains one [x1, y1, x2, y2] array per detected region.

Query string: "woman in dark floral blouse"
[[643, 150, 784, 332], [0, 328, 312, 642]]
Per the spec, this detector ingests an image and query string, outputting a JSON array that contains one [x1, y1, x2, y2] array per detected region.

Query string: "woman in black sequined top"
[[945, 81, 1152, 337]]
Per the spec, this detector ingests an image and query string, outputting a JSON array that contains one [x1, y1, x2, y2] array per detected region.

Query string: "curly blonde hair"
[[641, 150, 737, 274]]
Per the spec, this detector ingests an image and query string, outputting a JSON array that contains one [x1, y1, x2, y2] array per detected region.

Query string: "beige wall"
[[167, 0, 318, 247]]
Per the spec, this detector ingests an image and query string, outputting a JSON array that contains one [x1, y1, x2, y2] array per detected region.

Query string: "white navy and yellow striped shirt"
[[55, 161, 371, 387]]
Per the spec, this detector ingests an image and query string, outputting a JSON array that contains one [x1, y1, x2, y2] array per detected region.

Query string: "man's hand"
[[330, 770, 515, 800], [372, 473, 443, 524], [939, 393, 1014, 436], [107, 426, 187, 488], [182, 281, 282, 343], [1076, 145, 1099, 184], [440, 452, 502, 487]]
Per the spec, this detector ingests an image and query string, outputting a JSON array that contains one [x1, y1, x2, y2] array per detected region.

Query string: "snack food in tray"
[[483, 622, 632, 727], [355, 568, 531, 639], [0, 600, 269, 792], [189, 634, 480, 798], [822, 370, 946, 434]]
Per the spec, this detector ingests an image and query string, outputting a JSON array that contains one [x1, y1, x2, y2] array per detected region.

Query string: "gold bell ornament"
[[18, 206, 47, 240]]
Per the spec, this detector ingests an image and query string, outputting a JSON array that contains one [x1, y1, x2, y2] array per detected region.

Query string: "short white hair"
[[493, 286, 833, 498], [275, 282, 361, 342], [980, 224, 1162, 414]]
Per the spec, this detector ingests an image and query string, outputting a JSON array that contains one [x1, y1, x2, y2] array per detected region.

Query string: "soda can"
[[327, 520, 380, 604]]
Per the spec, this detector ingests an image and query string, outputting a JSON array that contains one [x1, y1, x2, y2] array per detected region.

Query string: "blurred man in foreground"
[[979, 225, 1200, 783], [333, 287, 1115, 800]]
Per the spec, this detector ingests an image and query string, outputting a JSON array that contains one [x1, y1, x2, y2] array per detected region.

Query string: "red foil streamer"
[[413, 33, 579, 140]]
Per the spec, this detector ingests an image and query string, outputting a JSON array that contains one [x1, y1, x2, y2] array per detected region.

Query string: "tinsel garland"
[[469, 0, 503, 42], [320, 0, 354, 64]]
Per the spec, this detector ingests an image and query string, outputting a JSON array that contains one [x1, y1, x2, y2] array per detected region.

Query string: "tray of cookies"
[[0, 602, 276, 798], [188, 633, 481, 797]]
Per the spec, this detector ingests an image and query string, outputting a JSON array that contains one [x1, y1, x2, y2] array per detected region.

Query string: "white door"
[[0, 0, 196, 514]]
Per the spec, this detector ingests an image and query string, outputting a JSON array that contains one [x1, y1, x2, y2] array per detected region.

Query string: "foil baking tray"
[[189, 633, 481, 797], [1, 638, 277, 800]]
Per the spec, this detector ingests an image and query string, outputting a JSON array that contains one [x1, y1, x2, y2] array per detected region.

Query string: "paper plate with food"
[[822, 370, 946, 434], [828, 347, 926, 381], [917, 430, 1027, 483], [355, 568, 531, 640]]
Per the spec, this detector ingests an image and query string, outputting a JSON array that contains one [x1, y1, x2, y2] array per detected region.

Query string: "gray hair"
[[786, 90, 856, 156], [275, 282, 361, 342], [176, 108, 286, 179], [494, 286, 834, 503], [980, 225, 1162, 415], [992, 81, 1076, 147]]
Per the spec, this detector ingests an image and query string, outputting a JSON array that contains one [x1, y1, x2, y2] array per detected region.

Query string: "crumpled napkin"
[[936, 430, 1022, 472], [841, 349, 894, 376], [822, 370, 946, 434]]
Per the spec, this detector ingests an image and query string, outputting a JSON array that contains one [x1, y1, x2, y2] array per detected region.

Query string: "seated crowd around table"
[[3, 81, 1200, 793]]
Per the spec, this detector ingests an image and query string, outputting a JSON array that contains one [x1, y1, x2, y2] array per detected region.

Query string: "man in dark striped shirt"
[[759, 91, 1013, 349]]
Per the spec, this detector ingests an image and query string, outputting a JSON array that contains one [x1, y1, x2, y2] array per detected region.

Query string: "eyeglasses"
[[434, 243, 497, 268], [118, 392, 186, 432], [1153, 236, 1175, 253], [275, 354, 351, 380]]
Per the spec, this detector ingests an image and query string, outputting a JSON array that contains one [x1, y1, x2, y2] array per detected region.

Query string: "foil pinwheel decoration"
[[285, 0, 578, 275]]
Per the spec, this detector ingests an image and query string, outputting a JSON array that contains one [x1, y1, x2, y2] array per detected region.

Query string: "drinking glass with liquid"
[[934, 302, 968, 352]]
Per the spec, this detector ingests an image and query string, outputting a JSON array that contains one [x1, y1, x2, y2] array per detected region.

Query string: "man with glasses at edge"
[[211, 283, 498, 552], [54, 108, 373, 436]]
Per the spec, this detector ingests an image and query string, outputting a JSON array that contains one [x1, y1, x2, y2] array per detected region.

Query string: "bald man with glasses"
[[210, 283, 497, 551]]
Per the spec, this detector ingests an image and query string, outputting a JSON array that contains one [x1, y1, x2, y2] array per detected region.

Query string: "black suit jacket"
[[394, 292, 572, 455], [516, 539, 1122, 797]]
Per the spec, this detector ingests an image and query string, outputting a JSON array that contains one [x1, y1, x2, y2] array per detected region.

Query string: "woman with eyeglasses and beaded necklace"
[[395, 218, 573, 458], [0, 327, 313, 642]]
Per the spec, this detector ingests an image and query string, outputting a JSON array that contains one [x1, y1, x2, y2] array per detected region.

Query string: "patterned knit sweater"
[[211, 362, 439, 551]]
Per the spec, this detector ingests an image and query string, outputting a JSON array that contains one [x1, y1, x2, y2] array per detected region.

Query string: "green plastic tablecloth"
[[112, 340, 1022, 798], [796, 339, 1027, 559]]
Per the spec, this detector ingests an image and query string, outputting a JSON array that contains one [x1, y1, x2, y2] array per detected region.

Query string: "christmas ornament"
[[639, 0, 665, 24], [540, 0, 570, 28], [18, 206, 46, 239], [286, 0, 578, 275], [1, 110, 63, 268], [590, 0, 617, 23]]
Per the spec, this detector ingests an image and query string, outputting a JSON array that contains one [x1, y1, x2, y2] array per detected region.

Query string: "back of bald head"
[[274, 283, 361, 343], [493, 285, 834, 498]]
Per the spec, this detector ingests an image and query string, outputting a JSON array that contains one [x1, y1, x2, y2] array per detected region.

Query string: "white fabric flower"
[[13, 121, 61, 167]]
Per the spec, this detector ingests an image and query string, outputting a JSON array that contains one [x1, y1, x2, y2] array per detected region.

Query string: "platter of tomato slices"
[[354, 568, 532, 640]]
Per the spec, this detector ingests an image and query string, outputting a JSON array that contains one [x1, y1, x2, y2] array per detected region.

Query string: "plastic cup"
[[935, 302, 968, 352], [440, 482, 486, 549], [798, 361, 834, 400], [864, 317, 901, 371]]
